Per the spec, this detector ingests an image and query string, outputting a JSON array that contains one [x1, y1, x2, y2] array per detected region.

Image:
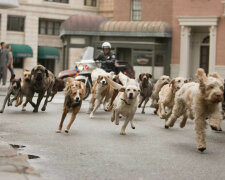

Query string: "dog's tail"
[[104, 76, 124, 91]]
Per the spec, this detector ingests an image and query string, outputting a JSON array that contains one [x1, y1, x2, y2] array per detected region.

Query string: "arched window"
[[202, 36, 210, 44]]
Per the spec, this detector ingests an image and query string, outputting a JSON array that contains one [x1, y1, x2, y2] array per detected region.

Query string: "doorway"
[[200, 36, 209, 74]]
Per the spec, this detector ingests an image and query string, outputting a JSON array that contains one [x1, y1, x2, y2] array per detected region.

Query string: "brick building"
[[2, 0, 225, 79]]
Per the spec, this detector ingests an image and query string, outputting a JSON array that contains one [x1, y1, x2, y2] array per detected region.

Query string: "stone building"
[[0, 0, 98, 78]]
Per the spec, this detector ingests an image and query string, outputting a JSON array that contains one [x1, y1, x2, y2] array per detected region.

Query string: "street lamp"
[[0, 0, 19, 9]]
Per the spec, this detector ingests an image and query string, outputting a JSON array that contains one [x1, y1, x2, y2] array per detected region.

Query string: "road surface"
[[0, 93, 225, 180]]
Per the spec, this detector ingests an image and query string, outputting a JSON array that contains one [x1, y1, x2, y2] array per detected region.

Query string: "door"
[[200, 45, 209, 74]]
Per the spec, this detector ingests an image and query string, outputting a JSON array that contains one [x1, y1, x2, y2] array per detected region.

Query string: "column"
[[0, 12, 7, 42], [208, 25, 217, 73], [179, 26, 191, 78]]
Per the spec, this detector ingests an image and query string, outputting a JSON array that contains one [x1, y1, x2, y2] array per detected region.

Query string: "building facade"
[[0, 0, 98, 79], [1, 0, 225, 80]]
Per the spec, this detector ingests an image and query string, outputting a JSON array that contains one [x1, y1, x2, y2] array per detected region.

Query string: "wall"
[[171, 0, 225, 66]]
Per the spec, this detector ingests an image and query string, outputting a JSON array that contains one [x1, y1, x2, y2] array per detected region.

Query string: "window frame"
[[39, 18, 62, 36], [131, 0, 142, 21], [84, 0, 97, 7], [44, 0, 69, 4], [7, 15, 25, 32]]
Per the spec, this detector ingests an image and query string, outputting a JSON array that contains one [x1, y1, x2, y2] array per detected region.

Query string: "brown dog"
[[138, 73, 153, 114], [56, 80, 86, 133], [48, 78, 65, 102]]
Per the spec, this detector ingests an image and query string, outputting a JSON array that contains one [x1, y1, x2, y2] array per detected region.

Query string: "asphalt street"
[[1, 93, 225, 180]]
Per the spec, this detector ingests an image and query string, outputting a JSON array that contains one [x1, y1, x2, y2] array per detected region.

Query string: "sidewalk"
[[0, 82, 9, 92], [0, 137, 44, 180]]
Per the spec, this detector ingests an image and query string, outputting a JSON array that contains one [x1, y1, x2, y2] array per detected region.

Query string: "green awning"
[[7, 44, 33, 58], [38, 46, 60, 60]]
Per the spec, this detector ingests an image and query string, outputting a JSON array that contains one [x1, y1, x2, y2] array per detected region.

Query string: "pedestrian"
[[7, 45, 15, 81], [0, 42, 11, 86]]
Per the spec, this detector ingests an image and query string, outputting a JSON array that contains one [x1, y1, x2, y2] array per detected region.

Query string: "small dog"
[[138, 73, 153, 114], [0, 78, 21, 113], [105, 76, 140, 135], [30, 65, 55, 112], [157, 77, 188, 121], [150, 75, 170, 114], [56, 80, 85, 133], [165, 68, 224, 152], [15, 70, 36, 111], [88, 75, 111, 119], [48, 78, 65, 102]]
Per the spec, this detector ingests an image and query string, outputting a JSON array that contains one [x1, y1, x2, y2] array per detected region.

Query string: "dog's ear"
[[208, 72, 224, 84], [147, 73, 152, 79], [97, 76, 101, 83], [139, 74, 143, 81], [45, 69, 49, 77], [169, 79, 176, 93], [196, 68, 207, 91], [119, 87, 126, 92]]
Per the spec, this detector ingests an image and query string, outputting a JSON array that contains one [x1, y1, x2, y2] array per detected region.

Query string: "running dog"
[[105, 76, 140, 135], [150, 75, 170, 114], [88, 75, 111, 119], [157, 77, 188, 122], [165, 69, 224, 152], [56, 80, 85, 133], [0, 78, 21, 113], [30, 65, 55, 112], [138, 73, 153, 114]]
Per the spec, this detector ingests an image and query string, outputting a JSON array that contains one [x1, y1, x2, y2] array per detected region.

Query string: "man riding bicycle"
[[95, 42, 116, 72]]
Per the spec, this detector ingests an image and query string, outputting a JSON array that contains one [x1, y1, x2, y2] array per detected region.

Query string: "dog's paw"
[[90, 113, 94, 119], [138, 104, 141, 108], [115, 121, 119, 125], [131, 126, 135, 129], [141, 111, 145, 114], [65, 129, 69, 133], [198, 147, 206, 152], [0, 110, 3, 113], [210, 125, 222, 132], [154, 110, 157, 115], [119, 115, 122, 118], [22, 108, 26, 112], [56, 130, 61, 133], [165, 125, 169, 129], [33, 109, 38, 113], [120, 131, 126, 135], [104, 108, 108, 112], [41, 107, 46, 111], [111, 117, 114, 122]]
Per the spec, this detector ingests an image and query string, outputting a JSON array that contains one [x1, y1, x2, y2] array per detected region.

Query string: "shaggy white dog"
[[165, 68, 224, 152]]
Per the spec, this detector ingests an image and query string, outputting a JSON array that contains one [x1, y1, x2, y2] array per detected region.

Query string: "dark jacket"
[[95, 51, 116, 72]]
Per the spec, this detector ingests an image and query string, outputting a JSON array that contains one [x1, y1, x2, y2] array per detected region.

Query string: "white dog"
[[105, 76, 140, 135]]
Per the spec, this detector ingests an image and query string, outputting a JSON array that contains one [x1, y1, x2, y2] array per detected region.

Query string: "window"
[[39, 19, 62, 35], [84, 0, 97, 7], [131, 0, 141, 21], [44, 0, 69, 3], [13, 58, 24, 68], [7, 16, 25, 32]]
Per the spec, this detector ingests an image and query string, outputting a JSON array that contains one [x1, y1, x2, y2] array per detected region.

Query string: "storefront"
[[60, 14, 172, 79]]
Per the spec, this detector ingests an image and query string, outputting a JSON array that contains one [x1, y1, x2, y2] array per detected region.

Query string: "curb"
[[0, 137, 45, 180]]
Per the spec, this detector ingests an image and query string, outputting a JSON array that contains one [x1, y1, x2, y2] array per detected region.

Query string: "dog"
[[48, 78, 65, 102], [14, 70, 36, 111], [138, 73, 153, 114], [30, 65, 55, 112], [150, 75, 170, 114], [56, 80, 86, 133], [88, 75, 112, 119], [105, 76, 140, 135], [0, 78, 21, 113], [157, 77, 188, 122], [165, 68, 224, 152]]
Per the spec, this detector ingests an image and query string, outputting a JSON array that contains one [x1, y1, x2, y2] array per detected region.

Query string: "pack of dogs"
[[1, 65, 225, 153]]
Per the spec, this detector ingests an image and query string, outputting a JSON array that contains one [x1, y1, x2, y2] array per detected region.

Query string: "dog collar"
[[120, 98, 131, 105]]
